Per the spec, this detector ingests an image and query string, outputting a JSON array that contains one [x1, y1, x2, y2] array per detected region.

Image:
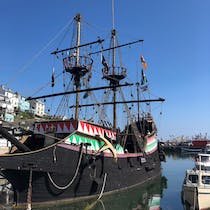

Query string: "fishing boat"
[[182, 154, 210, 209], [0, 8, 165, 209]]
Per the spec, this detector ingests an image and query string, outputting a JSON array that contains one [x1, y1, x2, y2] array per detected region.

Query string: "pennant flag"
[[51, 68, 55, 87], [141, 69, 148, 85], [140, 55, 147, 70]]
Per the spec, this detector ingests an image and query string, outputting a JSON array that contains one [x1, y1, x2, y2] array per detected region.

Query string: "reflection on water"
[[0, 175, 167, 210], [164, 150, 196, 160]]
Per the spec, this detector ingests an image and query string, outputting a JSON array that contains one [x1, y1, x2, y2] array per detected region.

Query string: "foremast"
[[62, 14, 93, 120]]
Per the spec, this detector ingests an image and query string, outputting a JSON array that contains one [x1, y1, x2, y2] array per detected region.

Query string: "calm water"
[[0, 153, 195, 210], [161, 153, 194, 210]]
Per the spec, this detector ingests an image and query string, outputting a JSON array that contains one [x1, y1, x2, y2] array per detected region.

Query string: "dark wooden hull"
[[0, 143, 161, 206]]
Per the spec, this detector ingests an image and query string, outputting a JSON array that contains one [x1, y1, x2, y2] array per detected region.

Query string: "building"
[[0, 94, 7, 120], [18, 96, 30, 112], [0, 93, 14, 122], [0, 85, 45, 121], [30, 99, 45, 117]]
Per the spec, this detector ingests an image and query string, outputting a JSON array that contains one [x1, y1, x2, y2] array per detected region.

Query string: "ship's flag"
[[140, 85, 149, 91], [141, 69, 147, 85], [83, 91, 90, 99], [51, 68, 55, 87], [140, 55, 147, 70], [101, 54, 109, 70]]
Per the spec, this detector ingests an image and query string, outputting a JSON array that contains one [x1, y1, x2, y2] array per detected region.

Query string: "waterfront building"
[[0, 85, 45, 121], [18, 96, 30, 112], [29, 99, 45, 117]]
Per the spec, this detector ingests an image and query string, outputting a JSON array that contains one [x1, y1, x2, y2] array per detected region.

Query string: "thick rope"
[[47, 143, 83, 190], [97, 173, 107, 200], [26, 169, 33, 210]]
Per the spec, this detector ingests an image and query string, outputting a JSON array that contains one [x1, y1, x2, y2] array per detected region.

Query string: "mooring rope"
[[26, 169, 33, 210], [47, 143, 83, 190], [97, 173, 107, 200]]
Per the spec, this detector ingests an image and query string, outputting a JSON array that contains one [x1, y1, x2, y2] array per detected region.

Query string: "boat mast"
[[111, 32, 117, 128], [75, 14, 81, 120], [136, 82, 140, 121], [112, 0, 117, 129], [101, 0, 128, 129], [59, 14, 93, 120]]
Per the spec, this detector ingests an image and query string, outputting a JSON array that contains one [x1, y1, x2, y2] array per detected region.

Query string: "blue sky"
[[0, 0, 210, 140]]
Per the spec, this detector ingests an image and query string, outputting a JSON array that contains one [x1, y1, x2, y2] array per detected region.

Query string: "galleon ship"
[[0, 10, 165, 208]]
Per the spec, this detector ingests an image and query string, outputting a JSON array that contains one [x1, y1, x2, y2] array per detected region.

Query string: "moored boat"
[[0, 5, 165, 208], [182, 154, 210, 209], [181, 147, 203, 154], [195, 153, 210, 171]]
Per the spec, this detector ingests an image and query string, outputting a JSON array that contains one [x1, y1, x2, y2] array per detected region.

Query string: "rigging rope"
[[47, 143, 83, 190], [30, 71, 63, 98], [118, 87, 146, 152], [97, 173, 107, 200], [6, 17, 74, 87], [55, 81, 73, 117]]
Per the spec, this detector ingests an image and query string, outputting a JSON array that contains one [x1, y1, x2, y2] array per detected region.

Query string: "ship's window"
[[188, 175, 198, 183], [202, 176, 210, 184], [201, 156, 209, 162]]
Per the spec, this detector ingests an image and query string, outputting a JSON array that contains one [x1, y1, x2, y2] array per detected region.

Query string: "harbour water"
[[161, 153, 194, 210], [0, 154, 196, 210]]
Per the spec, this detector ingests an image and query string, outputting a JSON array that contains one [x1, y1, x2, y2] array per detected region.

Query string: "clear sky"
[[0, 0, 210, 140]]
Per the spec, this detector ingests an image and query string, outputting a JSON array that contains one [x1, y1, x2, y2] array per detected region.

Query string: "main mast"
[[112, 29, 117, 129], [102, 0, 126, 129], [111, 0, 117, 129]]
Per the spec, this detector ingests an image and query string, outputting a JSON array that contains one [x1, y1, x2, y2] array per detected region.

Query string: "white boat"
[[195, 153, 210, 171], [204, 143, 210, 154], [182, 154, 210, 209]]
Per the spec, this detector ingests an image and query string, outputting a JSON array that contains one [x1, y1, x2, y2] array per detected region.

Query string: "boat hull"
[[182, 185, 210, 210], [182, 185, 198, 209], [0, 144, 161, 206], [198, 187, 210, 210]]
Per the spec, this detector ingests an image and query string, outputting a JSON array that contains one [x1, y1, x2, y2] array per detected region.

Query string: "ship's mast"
[[136, 82, 140, 121], [111, 29, 117, 129], [60, 14, 94, 120], [100, 0, 127, 129], [111, 0, 117, 129], [75, 14, 81, 120]]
